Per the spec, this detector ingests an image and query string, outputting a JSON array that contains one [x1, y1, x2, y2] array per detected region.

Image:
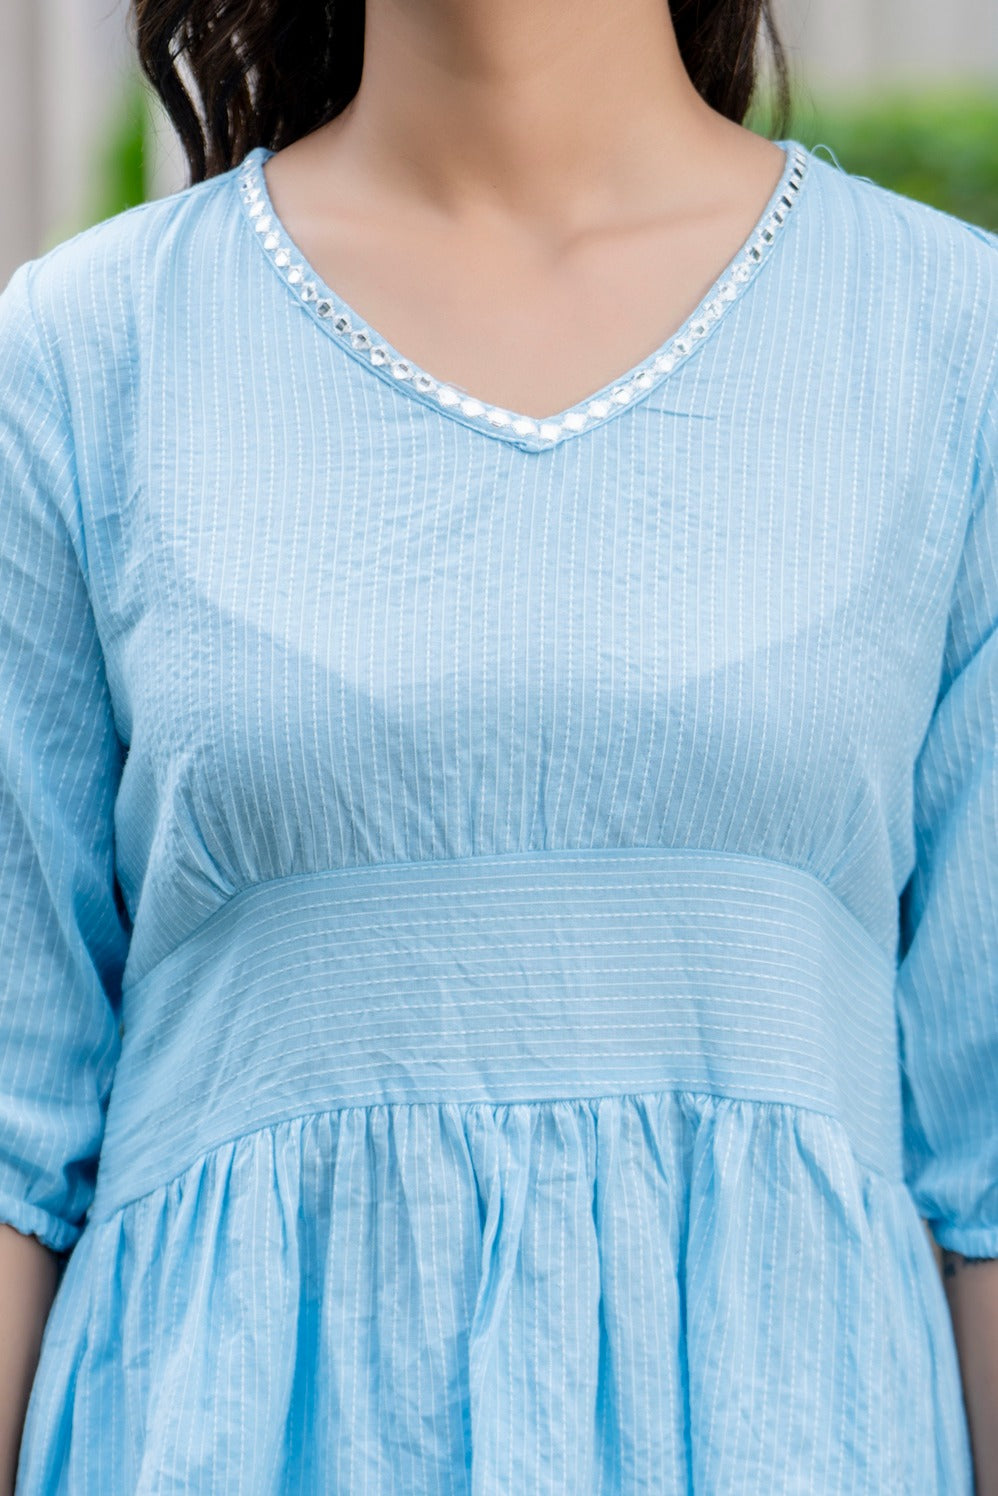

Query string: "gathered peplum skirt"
[[19, 850, 973, 1491]]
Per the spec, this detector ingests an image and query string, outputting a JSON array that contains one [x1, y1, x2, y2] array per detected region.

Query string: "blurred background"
[[1, 0, 997, 288]]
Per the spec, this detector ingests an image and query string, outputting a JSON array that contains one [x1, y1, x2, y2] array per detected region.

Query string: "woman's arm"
[[940, 1251, 998, 1496], [0, 1224, 60, 1494], [0, 262, 134, 1489]]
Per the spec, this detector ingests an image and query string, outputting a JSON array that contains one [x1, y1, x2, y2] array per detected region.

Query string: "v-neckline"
[[235, 138, 812, 453]]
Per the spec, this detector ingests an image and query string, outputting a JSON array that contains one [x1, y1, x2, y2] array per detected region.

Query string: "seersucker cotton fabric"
[[0, 135, 996, 1493]]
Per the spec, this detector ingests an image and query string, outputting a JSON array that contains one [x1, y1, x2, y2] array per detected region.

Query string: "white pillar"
[[771, 0, 998, 88], [0, 0, 42, 287], [772, 0, 876, 88], [871, 0, 998, 82], [0, 0, 137, 288]]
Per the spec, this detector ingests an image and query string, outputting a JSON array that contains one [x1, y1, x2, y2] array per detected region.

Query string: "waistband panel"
[[91, 848, 904, 1220]]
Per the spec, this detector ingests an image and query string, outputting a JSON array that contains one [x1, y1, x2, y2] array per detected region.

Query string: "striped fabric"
[[0, 135, 995, 1492]]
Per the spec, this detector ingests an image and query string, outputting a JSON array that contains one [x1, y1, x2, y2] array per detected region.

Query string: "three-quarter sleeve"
[[0, 260, 131, 1254], [895, 370, 998, 1259]]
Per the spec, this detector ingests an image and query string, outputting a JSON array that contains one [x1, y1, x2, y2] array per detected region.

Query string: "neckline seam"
[[234, 139, 812, 451]]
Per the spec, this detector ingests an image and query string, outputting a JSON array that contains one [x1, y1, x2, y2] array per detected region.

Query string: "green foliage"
[[749, 80, 998, 232], [44, 70, 150, 250], [84, 70, 150, 224], [75, 71, 998, 239]]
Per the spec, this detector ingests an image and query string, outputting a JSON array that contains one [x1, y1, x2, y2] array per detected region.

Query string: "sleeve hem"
[[0, 1191, 81, 1254], [928, 1220, 998, 1258]]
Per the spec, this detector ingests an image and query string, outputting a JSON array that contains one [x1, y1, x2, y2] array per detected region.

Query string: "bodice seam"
[[88, 1086, 906, 1231], [120, 844, 895, 1005]]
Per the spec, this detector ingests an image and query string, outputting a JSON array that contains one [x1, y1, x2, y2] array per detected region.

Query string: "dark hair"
[[129, 0, 793, 187]]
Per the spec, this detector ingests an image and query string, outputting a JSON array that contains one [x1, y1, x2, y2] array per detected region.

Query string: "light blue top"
[[1, 137, 995, 1493]]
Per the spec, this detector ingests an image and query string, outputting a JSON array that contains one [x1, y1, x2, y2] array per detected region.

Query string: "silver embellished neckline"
[[235, 139, 811, 452]]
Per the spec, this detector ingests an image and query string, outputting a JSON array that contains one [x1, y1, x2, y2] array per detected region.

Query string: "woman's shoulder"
[[802, 146, 997, 316], [802, 143, 997, 249], [0, 161, 241, 367], [800, 147, 997, 423]]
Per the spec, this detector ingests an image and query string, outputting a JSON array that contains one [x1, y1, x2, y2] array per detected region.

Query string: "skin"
[[939, 1249, 998, 1496], [260, 0, 788, 422], [0, 1225, 60, 1493]]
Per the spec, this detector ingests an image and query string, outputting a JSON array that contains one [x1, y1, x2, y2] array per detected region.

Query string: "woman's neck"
[[291, 0, 746, 235]]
